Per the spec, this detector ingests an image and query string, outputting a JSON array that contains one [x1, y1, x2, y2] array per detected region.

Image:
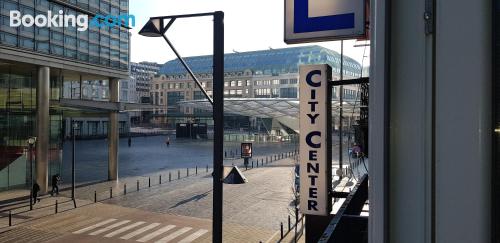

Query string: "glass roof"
[[179, 98, 363, 119], [159, 45, 362, 76]]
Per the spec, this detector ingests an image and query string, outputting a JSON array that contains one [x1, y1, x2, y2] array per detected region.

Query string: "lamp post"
[[139, 11, 224, 243], [71, 120, 78, 200], [27, 136, 36, 210]]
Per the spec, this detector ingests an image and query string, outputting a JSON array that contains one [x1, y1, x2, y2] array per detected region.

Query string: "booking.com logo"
[[9, 10, 135, 31]]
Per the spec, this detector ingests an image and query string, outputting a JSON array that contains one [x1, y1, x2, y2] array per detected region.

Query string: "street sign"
[[299, 64, 332, 216], [241, 143, 253, 158], [285, 0, 366, 44]]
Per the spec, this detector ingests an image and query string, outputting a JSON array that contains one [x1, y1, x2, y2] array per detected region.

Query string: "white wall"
[[435, 0, 491, 242], [369, 0, 491, 242]]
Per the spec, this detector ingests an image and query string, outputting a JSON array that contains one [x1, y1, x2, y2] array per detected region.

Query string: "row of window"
[[0, 0, 129, 70], [156, 78, 300, 91], [224, 80, 251, 87]]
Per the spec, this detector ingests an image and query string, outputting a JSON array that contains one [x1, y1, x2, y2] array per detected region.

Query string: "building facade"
[[0, 0, 130, 191], [119, 76, 136, 103], [130, 61, 160, 104], [151, 46, 363, 133]]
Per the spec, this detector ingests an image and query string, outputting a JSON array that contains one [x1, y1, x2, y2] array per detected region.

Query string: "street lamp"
[[27, 136, 36, 210], [71, 120, 78, 201], [139, 12, 224, 243]]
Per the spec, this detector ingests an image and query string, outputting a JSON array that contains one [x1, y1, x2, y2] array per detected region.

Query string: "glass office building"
[[0, 0, 129, 191]]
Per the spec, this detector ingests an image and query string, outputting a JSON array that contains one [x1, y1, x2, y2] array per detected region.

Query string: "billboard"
[[241, 143, 253, 158], [299, 64, 332, 216]]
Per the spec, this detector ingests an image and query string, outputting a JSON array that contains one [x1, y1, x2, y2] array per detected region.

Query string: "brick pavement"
[[0, 154, 300, 242]]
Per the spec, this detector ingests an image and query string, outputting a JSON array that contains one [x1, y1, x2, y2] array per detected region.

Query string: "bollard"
[[159, 175, 162, 184], [206, 165, 209, 172], [295, 207, 299, 241], [252, 161, 254, 168], [280, 222, 284, 239], [196, 166, 198, 175], [149, 177, 151, 187], [124, 184, 127, 195], [169, 172, 172, 182], [110, 187, 113, 198], [288, 215, 291, 231], [94, 191, 97, 203], [8, 211, 11, 226], [178, 170, 180, 179], [137, 180, 139, 191], [187, 168, 189, 177], [55, 200, 58, 214]]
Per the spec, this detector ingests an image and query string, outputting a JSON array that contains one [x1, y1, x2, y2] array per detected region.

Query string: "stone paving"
[[0, 154, 301, 242]]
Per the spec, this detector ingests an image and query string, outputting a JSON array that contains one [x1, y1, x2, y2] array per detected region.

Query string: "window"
[[246, 80, 251, 86], [51, 44, 64, 56], [230, 80, 236, 87], [51, 31, 64, 45], [237, 80, 243, 86], [224, 81, 229, 87], [20, 37, 34, 50], [280, 79, 289, 85], [280, 87, 297, 98], [155, 84, 159, 89], [289, 78, 298, 84], [120, 90, 128, 101]]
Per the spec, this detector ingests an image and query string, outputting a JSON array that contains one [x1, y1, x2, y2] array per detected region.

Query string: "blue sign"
[[294, 0, 354, 33], [285, 0, 365, 44]]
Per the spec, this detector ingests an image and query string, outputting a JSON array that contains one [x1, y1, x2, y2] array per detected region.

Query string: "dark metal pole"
[[213, 11, 224, 243], [339, 40, 344, 179], [29, 143, 33, 210], [72, 119, 76, 200]]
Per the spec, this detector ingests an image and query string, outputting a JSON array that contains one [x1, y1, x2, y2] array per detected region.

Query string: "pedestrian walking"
[[128, 136, 132, 147], [51, 174, 61, 196], [32, 183, 40, 204], [165, 136, 170, 147]]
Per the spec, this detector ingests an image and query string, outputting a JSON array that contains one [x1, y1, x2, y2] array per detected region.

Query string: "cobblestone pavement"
[[103, 158, 297, 232], [0, 157, 298, 243], [0, 201, 277, 242]]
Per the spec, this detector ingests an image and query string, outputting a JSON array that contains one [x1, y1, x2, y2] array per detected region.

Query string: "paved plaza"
[[0, 157, 299, 242], [0, 136, 365, 242]]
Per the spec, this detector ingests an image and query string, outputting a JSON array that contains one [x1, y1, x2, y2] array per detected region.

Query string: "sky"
[[129, 0, 370, 66]]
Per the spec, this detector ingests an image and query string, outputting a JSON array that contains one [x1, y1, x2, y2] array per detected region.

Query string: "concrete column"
[[108, 78, 119, 180], [36, 66, 50, 193]]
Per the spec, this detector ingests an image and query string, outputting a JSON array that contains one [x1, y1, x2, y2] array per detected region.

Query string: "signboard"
[[299, 64, 332, 215], [241, 143, 253, 158], [285, 0, 366, 44]]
